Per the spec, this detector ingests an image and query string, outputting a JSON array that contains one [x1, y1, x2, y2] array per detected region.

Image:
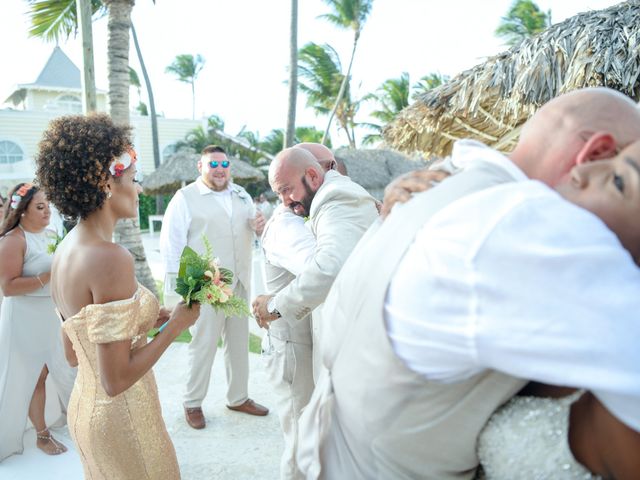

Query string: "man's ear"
[[306, 167, 322, 189], [576, 132, 617, 164], [197, 159, 203, 173]]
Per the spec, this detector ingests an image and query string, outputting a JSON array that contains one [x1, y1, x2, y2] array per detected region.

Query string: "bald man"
[[252, 147, 377, 331], [256, 144, 352, 479], [296, 87, 640, 479]]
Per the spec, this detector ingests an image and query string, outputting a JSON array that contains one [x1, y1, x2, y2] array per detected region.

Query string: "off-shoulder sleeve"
[[85, 298, 141, 344]]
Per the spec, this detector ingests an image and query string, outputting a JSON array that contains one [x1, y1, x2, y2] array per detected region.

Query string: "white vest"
[[181, 182, 254, 293], [299, 160, 527, 479]]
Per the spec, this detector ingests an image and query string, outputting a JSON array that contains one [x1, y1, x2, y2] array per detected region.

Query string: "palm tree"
[[165, 54, 205, 120], [298, 42, 358, 147], [284, 0, 298, 148], [412, 72, 448, 100], [260, 126, 330, 156], [318, 0, 373, 146], [495, 0, 551, 47], [361, 72, 410, 146], [27, 0, 158, 295]]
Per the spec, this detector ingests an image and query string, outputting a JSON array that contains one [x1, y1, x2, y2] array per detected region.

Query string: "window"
[[0, 141, 24, 164], [55, 94, 82, 113]]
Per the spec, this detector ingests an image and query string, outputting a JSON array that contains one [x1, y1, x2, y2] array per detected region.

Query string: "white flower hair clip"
[[109, 148, 138, 177]]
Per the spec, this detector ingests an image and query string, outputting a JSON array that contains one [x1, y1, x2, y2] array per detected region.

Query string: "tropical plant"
[[318, 0, 373, 145], [361, 72, 449, 146], [260, 126, 330, 156], [298, 42, 357, 147], [361, 72, 410, 146], [165, 54, 205, 120], [412, 72, 449, 100], [26, 0, 158, 295], [495, 0, 551, 47], [285, 0, 298, 148], [129, 66, 148, 115]]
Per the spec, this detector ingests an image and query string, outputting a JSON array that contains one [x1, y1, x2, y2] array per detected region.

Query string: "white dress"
[[0, 227, 77, 461], [477, 391, 601, 479]]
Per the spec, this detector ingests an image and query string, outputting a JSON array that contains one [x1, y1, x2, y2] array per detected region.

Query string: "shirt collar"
[[451, 139, 528, 182]]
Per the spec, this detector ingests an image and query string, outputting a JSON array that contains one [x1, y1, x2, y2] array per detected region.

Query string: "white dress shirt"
[[262, 204, 316, 277], [159, 178, 237, 274], [385, 142, 640, 430]]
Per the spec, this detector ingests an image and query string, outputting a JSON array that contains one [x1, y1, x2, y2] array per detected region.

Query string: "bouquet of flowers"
[[174, 237, 250, 317]]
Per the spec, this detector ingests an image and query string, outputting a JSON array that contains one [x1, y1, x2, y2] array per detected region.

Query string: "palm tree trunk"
[[321, 33, 359, 145], [105, 0, 158, 296], [131, 23, 163, 214], [76, 0, 97, 113], [106, 0, 132, 124], [284, 0, 298, 148]]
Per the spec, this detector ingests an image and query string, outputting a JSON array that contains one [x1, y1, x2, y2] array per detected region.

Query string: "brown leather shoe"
[[226, 399, 269, 416], [184, 406, 206, 429]]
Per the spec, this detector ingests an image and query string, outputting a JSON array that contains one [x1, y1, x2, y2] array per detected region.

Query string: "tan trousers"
[[184, 282, 249, 408], [264, 324, 314, 480]]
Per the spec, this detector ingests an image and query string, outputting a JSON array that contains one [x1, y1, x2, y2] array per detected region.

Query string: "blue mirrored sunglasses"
[[209, 160, 230, 169]]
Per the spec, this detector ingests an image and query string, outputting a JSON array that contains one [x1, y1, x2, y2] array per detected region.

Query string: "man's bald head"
[[269, 147, 323, 185], [511, 87, 640, 186], [269, 147, 325, 216]]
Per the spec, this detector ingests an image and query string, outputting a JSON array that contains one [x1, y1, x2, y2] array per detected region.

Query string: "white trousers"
[[264, 322, 314, 480], [184, 282, 250, 408]]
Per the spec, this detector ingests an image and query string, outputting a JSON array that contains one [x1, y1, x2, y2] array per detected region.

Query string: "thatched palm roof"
[[142, 149, 264, 195], [334, 148, 426, 200], [384, 1, 640, 157]]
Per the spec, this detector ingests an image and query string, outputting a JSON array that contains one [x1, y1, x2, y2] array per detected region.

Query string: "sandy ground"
[[1, 346, 283, 479], [1, 233, 284, 479]]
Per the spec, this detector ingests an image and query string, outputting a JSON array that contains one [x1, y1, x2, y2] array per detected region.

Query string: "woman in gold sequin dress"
[[36, 114, 200, 479]]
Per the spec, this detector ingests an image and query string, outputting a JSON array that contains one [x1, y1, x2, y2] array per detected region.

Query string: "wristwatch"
[[267, 297, 282, 318]]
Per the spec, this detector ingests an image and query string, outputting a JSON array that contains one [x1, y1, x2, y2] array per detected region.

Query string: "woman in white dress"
[[0, 183, 76, 460], [476, 143, 640, 479]]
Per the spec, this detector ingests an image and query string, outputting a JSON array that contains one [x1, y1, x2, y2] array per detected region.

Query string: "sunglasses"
[[209, 160, 230, 169]]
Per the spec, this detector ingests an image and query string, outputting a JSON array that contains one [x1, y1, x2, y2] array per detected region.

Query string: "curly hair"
[[35, 113, 132, 219]]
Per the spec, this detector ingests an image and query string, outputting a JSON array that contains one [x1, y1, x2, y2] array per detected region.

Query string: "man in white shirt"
[[260, 143, 349, 479], [297, 87, 640, 478], [160, 145, 268, 430]]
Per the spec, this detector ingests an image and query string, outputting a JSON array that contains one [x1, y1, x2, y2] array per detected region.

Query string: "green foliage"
[[259, 126, 330, 156], [165, 54, 206, 84], [138, 193, 155, 230], [412, 73, 449, 99], [129, 66, 141, 88], [26, 0, 107, 42], [361, 71, 448, 146], [495, 0, 551, 47], [298, 42, 359, 145], [318, 0, 373, 35]]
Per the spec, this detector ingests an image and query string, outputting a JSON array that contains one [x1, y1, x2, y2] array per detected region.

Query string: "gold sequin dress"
[[62, 285, 180, 479]]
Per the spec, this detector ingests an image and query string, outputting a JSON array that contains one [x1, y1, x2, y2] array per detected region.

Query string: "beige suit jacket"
[[274, 170, 378, 323]]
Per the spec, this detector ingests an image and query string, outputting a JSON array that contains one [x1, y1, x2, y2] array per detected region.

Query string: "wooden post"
[[76, 0, 97, 113]]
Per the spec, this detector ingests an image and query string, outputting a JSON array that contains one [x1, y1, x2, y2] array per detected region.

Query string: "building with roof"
[[0, 47, 201, 194]]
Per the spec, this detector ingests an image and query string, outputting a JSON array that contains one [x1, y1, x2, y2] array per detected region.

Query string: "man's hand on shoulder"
[[381, 169, 450, 218]]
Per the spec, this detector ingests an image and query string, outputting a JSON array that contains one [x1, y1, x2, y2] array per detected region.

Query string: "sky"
[[0, 0, 621, 147]]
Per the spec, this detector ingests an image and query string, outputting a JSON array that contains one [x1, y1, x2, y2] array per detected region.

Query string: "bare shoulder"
[[85, 242, 137, 304], [0, 228, 25, 255]]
